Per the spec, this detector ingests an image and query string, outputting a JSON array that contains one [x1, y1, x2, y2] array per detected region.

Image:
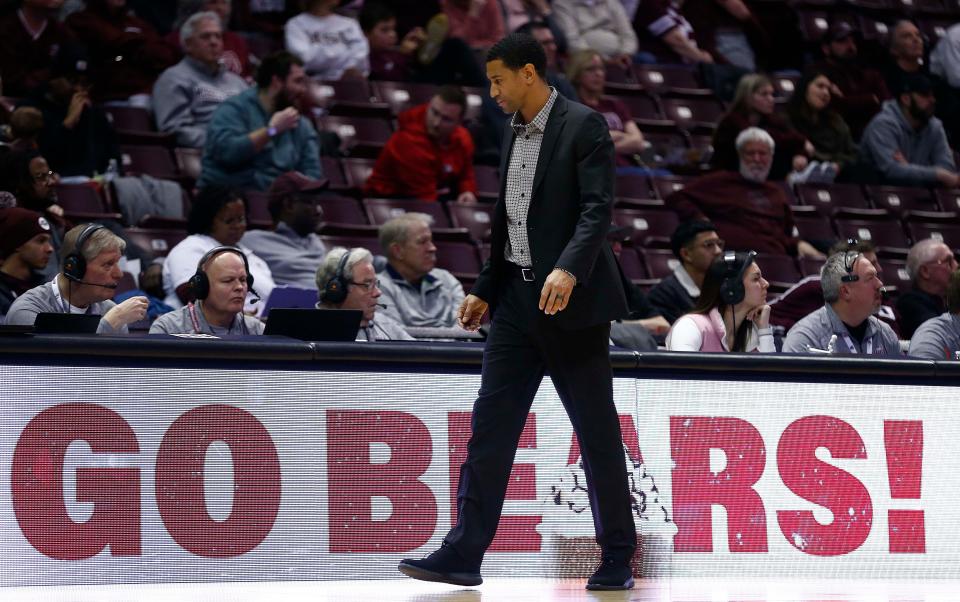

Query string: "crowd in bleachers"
[[1, 0, 959, 357]]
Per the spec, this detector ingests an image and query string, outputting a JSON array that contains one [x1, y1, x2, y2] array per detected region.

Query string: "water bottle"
[[105, 158, 119, 182]]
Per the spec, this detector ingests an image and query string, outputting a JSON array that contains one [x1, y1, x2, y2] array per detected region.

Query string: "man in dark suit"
[[398, 33, 637, 591]]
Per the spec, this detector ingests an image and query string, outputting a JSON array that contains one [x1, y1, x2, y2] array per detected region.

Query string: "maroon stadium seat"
[[322, 157, 348, 190], [318, 234, 381, 255], [903, 212, 960, 249], [633, 65, 711, 96], [833, 213, 911, 251], [607, 92, 666, 125], [879, 258, 911, 291], [449, 202, 494, 242], [640, 247, 680, 279], [54, 184, 121, 222], [617, 246, 648, 280], [755, 253, 802, 287], [318, 196, 367, 225], [174, 147, 202, 182], [934, 188, 960, 212], [650, 175, 690, 200], [317, 115, 394, 158], [242, 190, 273, 229], [362, 198, 451, 228], [659, 96, 725, 131], [474, 165, 500, 200], [434, 241, 482, 276], [864, 185, 939, 214], [612, 208, 679, 248], [799, 256, 826, 277], [615, 173, 654, 200], [795, 183, 870, 213], [791, 206, 838, 244], [373, 81, 436, 117], [123, 227, 188, 257], [119, 144, 179, 180], [103, 105, 173, 145], [309, 79, 390, 118], [341, 157, 378, 190]]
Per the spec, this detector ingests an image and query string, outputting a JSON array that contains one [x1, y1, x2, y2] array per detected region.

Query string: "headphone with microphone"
[[187, 246, 258, 302], [320, 250, 351, 304], [62, 223, 119, 289], [719, 250, 757, 306]]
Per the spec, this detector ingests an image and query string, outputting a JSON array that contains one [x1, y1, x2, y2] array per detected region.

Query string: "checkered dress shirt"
[[503, 88, 558, 267]]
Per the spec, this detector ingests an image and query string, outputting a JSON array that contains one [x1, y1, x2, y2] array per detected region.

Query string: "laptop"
[[33, 313, 101, 334], [263, 308, 362, 342]]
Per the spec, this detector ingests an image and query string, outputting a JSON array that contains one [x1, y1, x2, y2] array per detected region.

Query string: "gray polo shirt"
[[149, 302, 264, 335], [907, 312, 960, 360], [377, 264, 465, 328], [4, 276, 126, 333], [783, 303, 901, 356], [241, 222, 327, 289]]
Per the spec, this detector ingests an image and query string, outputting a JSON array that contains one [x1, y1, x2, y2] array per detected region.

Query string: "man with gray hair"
[[5, 223, 149, 333], [783, 250, 900, 355], [908, 269, 960, 359], [669, 127, 823, 258], [896, 238, 958, 339], [315, 247, 413, 342], [377, 213, 465, 328], [152, 10, 249, 148]]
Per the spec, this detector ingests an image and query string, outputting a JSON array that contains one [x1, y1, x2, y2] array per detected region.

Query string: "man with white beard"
[[667, 127, 824, 259]]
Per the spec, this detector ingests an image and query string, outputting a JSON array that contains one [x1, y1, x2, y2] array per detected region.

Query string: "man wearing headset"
[[149, 246, 265, 335], [783, 250, 901, 355], [5, 223, 149, 333], [314, 246, 413, 342]]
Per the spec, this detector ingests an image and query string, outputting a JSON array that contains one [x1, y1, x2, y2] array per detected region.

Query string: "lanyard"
[[840, 332, 873, 355], [188, 302, 248, 335]]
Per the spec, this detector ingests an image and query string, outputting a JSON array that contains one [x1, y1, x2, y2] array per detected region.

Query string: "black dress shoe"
[[585, 557, 634, 591], [398, 545, 483, 587]]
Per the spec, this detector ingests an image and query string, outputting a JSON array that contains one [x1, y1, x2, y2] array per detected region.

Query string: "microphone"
[[376, 303, 389, 309], [63, 273, 119, 289], [249, 287, 261, 304]]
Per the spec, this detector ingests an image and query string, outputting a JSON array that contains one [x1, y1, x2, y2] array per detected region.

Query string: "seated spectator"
[[552, 0, 636, 68], [0, 0, 74, 97], [5, 223, 148, 333], [711, 74, 811, 181], [680, 0, 767, 71], [930, 23, 960, 150], [566, 50, 648, 172], [908, 269, 960, 360], [810, 22, 890, 140], [284, 0, 369, 81], [199, 51, 321, 191], [670, 127, 824, 258], [5, 107, 44, 153], [376, 213, 464, 328], [162, 186, 275, 314], [168, 0, 254, 78], [441, 0, 504, 52], [648, 221, 724, 324], [240, 171, 328, 289], [150, 246, 264, 335], [608, 226, 669, 350], [500, 0, 566, 53], [858, 73, 958, 188], [360, 1, 424, 82], [364, 85, 477, 203], [666, 251, 774, 352], [632, 0, 712, 65], [770, 239, 899, 335], [783, 250, 900, 355], [0, 207, 54, 318], [882, 20, 927, 97], [153, 11, 249, 148], [785, 70, 858, 182], [66, 0, 178, 103], [897, 238, 958, 339], [515, 21, 577, 100], [315, 246, 413, 341]]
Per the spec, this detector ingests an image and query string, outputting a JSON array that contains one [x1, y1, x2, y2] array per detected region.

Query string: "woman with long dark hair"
[[666, 251, 774, 352], [785, 69, 858, 177]]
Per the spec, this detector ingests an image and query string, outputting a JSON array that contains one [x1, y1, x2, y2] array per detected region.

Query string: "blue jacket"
[[199, 87, 322, 190]]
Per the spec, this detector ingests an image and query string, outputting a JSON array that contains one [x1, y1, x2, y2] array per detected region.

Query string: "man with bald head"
[[897, 238, 959, 339], [149, 246, 265, 335]]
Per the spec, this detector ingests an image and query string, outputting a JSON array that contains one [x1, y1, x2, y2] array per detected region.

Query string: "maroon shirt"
[[0, 10, 75, 96], [668, 170, 799, 255], [633, 0, 695, 63], [711, 111, 808, 181], [584, 97, 635, 167], [369, 48, 414, 81]]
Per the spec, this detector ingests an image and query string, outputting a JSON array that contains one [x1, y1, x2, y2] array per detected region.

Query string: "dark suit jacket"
[[471, 94, 629, 330]]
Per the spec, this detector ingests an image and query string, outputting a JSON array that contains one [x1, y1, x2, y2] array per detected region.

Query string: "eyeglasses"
[[349, 279, 380, 291], [32, 170, 56, 183], [927, 255, 958, 268]]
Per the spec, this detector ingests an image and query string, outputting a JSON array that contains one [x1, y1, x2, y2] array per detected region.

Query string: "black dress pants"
[[444, 270, 637, 565]]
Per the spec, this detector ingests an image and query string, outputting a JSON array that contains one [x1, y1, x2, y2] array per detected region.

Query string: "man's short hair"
[[379, 212, 433, 256], [315, 246, 374, 296], [358, 1, 394, 33], [947, 269, 960, 314], [61, 223, 125, 264], [487, 33, 547, 79], [434, 85, 467, 116], [255, 51, 304, 90], [735, 127, 776, 153], [514, 19, 550, 36], [180, 10, 220, 47], [828, 238, 876, 256], [670, 220, 717, 259], [821, 250, 860, 303], [9, 107, 43, 140], [906, 238, 945, 281]]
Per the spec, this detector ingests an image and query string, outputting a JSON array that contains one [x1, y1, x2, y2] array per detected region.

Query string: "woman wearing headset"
[[666, 250, 774, 352]]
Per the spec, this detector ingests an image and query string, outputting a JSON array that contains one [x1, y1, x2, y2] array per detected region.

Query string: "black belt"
[[507, 263, 536, 282]]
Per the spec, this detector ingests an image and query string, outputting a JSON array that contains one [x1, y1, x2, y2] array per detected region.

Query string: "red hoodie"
[[364, 104, 477, 201]]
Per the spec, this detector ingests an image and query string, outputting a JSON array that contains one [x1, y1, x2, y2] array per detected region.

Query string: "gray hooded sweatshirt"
[[858, 99, 955, 186]]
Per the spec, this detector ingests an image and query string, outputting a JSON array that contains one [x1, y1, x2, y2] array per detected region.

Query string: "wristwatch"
[[267, 126, 278, 138]]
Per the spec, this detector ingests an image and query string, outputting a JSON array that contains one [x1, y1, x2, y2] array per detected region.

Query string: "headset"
[[320, 250, 351, 304], [841, 239, 862, 283], [719, 250, 757, 306], [63, 223, 108, 285], [187, 246, 257, 302]]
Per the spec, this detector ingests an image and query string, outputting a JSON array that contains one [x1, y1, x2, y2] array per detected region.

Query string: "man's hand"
[[103, 295, 149, 329], [893, 150, 908, 165], [456, 191, 478, 204], [400, 27, 426, 54], [269, 107, 301, 134], [935, 167, 959, 188], [797, 240, 825, 259], [792, 154, 809, 172], [63, 89, 91, 129], [638, 315, 670, 335], [539, 268, 575, 315], [457, 294, 489, 331]]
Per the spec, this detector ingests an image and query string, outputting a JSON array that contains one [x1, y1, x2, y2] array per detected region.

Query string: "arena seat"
[[633, 65, 711, 96], [795, 182, 871, 213], [612, 208, 679, 248], [616, 246, 648, 280], [615, 173, 655, 200], [340, 157, 378, 191], [473, 165, 500, 200], [834, 213, 911, 252], [119, 144, 179, 181], [902, 212, 960, 249], [362, 198, 452, 228], [317, 196, 368, 225], [864, 185, 939, 215], [448, 202, 494, 242], [640, 247, 680, 279], [309, 79, 390, 118], [373, 81, 435, 117], [54, 184, 122, 222], [755, 253, 802, 287], [242, 190, 273, 229], [317, 115, 394, 159], [434, 241, 483, 276], [123, 227, 188, 257], [934, 188, 960, 212], [659, 97, 725, 132], [791, 206, 839, 244], [322, 157, 349, 190], [650, 175, 691, 200]]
